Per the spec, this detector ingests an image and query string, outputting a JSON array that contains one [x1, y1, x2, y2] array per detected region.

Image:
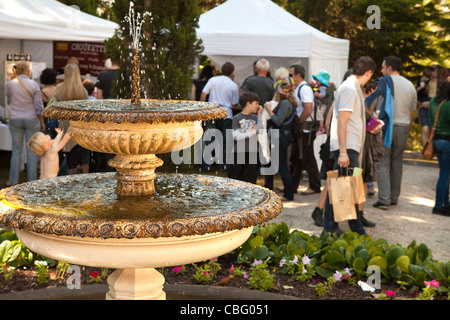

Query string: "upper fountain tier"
[[42, 99, 228, 124], [42, 99, 228, 197]]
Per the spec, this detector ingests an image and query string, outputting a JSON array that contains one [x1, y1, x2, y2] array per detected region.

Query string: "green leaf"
[[386, 246, 403, 267], [417, 243, 430, 262], [8, 243, 22, 263], [345, 245, 355, 265], [287, 242, 300, 256], [315, 266, 334, 279], [332, 239, 349, 251], [249, 236, 264, 249], [353, 257, 365, 274], [368, 256, 387, 270], [395, 255, 411, 274], [253, 245, 270, 261], [356, 248, 369, 264], [0, 241, 12, 263], [327, 250, 346, 269], [389, 264, 402, 280], [409, 264, 424, 275], [414, 271, 427, 285], [270, 244, 282, 260]]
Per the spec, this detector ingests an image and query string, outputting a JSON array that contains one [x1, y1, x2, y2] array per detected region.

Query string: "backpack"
[[270, 102, 301, 139], [290, 106, 302, 139], [322, 83, 336, 122], [297, 83, 323, 133]]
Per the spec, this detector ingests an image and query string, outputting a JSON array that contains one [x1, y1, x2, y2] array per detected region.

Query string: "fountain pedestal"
[[108, 154, 164, 196], [106, 269, 165, 300]]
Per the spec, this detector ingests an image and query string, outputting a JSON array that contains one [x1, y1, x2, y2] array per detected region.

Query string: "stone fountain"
[[0, 4, 282, 300]]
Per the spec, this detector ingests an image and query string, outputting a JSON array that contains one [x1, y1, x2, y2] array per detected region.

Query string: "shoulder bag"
[[16, 77, 34, 100], [422, 99, 446, 160]]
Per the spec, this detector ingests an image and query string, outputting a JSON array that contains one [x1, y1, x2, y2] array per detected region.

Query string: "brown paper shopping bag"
[[327, 170, 357, 222], [350, 169, 366, 205]]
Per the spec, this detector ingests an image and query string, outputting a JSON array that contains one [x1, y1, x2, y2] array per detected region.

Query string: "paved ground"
[[271, 151, 450, 262]]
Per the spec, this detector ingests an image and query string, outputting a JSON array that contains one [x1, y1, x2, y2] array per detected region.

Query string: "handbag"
[[422, 99, 446, 160]]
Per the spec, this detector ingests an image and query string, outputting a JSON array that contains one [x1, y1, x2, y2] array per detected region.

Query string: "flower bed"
[[0, 223, 449, 300]]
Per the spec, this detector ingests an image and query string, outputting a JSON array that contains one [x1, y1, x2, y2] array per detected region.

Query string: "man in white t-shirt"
[[200, 62, 239, 170], [324, 56, 377, 236], [289, 64, 321, 195]]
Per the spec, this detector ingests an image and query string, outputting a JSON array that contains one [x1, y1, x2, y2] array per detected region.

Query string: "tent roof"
[[197, 0, 349, 59], [0, 0, 118, 41]]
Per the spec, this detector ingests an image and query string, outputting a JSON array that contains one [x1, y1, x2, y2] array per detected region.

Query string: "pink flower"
[[229, 264, 235, 274], [333, 270, 343, 282], [173, 266, 183, 273], [203, 271, 208, 276], [424, 280, 439, 288], [386, 290, 396, 297], [302, 255, 311, 265], [344, 267, 351, 276]]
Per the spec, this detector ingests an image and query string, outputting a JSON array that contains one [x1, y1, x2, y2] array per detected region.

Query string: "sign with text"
[[53, 41, 106, 77]]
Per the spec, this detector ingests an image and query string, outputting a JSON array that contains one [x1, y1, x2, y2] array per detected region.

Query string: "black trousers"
[[290, 131, 321, 192], [227, 152, 259, 184]]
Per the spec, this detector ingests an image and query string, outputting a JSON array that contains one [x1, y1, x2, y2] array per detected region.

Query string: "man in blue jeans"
[[323, 57, 377, 236]]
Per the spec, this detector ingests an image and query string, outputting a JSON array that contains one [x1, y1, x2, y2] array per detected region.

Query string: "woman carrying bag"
[[263, 77, 297, 201], [428, 80, 450, 216]]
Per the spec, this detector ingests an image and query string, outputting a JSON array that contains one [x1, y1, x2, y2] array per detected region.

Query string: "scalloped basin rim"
[[0, 173, 283, 239], [41, 99, 228, 124]]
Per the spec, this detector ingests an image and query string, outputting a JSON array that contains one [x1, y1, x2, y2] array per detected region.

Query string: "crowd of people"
[[4, 54, 449, 236], [5, 56, 120, 184], [192, 57, 450, 235]]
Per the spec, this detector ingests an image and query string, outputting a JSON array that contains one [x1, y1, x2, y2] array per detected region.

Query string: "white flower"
[[290, 255, 298, 265], [358, 280, 375, 292], [34, 260, 48, 267], [279, 258, 287, 267]]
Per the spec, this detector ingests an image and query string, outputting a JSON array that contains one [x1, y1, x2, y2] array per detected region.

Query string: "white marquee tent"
[[196, 0, 350, 86], [0, 0, 118, 42], [0, 0, 118, 115]]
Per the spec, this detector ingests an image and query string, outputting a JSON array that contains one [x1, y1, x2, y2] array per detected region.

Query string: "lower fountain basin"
[[0, 173, 282, 300], [16, 227, 253, 269], [0, 173, 282, 239]]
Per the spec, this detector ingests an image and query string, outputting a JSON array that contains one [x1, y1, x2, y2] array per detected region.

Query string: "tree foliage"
[[63, 0, 447, 89], [104, 0, 203, 100], [274, 0, 448, 78]]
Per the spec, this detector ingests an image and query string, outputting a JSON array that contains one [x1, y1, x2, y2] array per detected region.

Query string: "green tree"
[[274, 0, 448, 78], [105, 0, 202, 100], [57, 0, 115, 19], [57, 0, 100, 16]]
